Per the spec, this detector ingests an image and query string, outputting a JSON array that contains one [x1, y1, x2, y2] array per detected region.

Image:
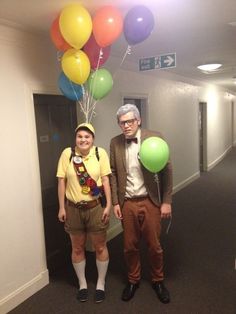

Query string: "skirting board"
[[173, 171, 200, 194], [107, 221, 123, 241], [207, 146, 231, 171], [0, 270, 49, 314]]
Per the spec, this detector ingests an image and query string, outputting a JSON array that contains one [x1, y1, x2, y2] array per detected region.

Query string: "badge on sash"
[[73, 156, 82, 164], [73, 154, 100, 197]]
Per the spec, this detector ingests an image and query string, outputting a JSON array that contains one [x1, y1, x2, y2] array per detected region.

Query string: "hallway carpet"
[[9, 148, 236, 314]]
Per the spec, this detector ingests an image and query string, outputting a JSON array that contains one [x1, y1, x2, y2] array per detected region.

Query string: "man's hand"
[[160, 203, 172, 219]]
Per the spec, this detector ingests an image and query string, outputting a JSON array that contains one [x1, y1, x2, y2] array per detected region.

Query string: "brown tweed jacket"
[[110, 128, 173, 207]]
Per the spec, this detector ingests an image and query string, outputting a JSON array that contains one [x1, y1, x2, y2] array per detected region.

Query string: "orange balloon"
[[93, 6, 123, 47], [50, 16, 71, 51]]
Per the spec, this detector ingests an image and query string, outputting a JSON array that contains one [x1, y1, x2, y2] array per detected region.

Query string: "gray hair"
[[116, 104, 140, 122]]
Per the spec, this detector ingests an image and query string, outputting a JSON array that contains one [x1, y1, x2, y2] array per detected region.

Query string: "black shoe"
[[95, 289, 105, 303], [121, 282, 139, 301], [152, 281, 170, 304], [77, 288, 88, 302]]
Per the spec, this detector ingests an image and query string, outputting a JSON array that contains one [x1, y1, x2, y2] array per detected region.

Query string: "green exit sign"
[[139, 53, 176, 71]]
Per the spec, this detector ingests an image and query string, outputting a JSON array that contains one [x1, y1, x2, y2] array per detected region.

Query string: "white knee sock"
[[73, 260, 87, 290], [96, 259, 109, 291]]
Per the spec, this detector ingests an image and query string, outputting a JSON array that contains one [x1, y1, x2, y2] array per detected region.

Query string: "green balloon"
[[139, 137, 169, 173], [87, 68, 113, 100]]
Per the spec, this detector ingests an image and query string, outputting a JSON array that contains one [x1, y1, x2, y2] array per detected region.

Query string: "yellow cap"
[[75, 123, 95, 135]]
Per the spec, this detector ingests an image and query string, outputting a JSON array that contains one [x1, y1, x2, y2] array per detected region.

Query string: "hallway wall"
[[0, 24, 235, 313]]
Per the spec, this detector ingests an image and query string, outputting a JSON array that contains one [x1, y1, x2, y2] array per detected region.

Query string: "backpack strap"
[[69, 147, 75, 162], [95, 146, 100, 161]]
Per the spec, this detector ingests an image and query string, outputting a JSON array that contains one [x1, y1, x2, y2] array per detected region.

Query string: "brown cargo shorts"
[[64, 201, 109, 234]]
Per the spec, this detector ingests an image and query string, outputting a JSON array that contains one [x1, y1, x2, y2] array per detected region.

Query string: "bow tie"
[[126, 137, 138, 144]]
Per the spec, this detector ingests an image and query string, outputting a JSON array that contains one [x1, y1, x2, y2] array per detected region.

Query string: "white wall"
[[199, 86, 233, 168], [94, 66, 235, 188], [0, 25, 58, 313], [0, 25, 235, 313]]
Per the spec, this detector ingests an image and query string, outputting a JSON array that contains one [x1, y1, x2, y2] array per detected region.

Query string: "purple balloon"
[[124, 5, 155, 45]]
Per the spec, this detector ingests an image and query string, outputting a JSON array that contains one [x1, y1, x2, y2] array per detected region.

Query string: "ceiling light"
[[228, 22, 236, 27], [197, 63, 222, 71]]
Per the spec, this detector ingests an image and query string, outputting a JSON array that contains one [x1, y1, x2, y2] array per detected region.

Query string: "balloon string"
[[69, 80, 80, 101], [154, 173, 161, 203], [85, 87, 90, 123], [77, 52, 90, 122], [79, 95, 95, 123], [154, 173, 172, 234], [78, 49, 101, 124], [95, 48, 103, 71], [83, 48, 103, 122], [88, 48, 103, 109], [120, 45, 132, 68], [166, 217, 172, 235], [84, 83, 89, 122], [84, 84, 97, 123], [88, 101, 97, 123], [78, 85, 89, 122], [113, 45, 132, 80]]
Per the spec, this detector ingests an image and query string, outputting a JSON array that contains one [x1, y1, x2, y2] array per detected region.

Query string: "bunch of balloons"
[[139, 137, 169, 173], [50, 3, 155, 122]]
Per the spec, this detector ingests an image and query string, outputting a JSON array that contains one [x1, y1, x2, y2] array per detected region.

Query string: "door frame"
[[231, 100, 235, 146], [199, 101, 207, 172], [122, 93, 149, 128], [33, 93, 79, 272]]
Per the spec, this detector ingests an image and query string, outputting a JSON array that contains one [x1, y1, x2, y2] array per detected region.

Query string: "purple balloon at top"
[[124, 5, 155, 45]]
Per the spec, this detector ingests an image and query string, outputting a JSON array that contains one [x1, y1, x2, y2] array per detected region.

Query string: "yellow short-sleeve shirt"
[[56, 146, 111, 203]]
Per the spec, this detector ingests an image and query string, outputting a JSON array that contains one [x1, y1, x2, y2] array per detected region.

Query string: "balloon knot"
[[57, 51, 63, 61], [127, 46, 132, 55], [99, 49, 104, 59]]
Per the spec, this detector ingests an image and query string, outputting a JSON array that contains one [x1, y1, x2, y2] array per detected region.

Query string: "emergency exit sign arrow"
[[139, 53, 176, 71], [163, 55, 175, 67]]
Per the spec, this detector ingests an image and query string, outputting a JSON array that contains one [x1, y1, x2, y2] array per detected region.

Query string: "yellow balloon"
[[59, 4, 92, 49], [61, 49, 91, 85]]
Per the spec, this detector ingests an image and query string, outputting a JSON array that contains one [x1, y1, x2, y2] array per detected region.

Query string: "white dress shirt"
[[125, 128, 148, 198]]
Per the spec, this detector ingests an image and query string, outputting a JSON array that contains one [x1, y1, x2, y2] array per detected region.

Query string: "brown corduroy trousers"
[[122, 197, 164, 283]]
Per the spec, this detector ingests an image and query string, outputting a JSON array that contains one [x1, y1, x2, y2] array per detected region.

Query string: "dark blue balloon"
[[58, 72, 83, 101], [124, 5, 155, 46]]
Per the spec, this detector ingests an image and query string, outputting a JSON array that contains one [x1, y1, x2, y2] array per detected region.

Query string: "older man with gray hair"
[[110, 104, 173, 304]]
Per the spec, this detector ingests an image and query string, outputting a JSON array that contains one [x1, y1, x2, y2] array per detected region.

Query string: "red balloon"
[[50, 16, 71, 51], [93, 6, 123, 48], [83, 34, 111, 69]]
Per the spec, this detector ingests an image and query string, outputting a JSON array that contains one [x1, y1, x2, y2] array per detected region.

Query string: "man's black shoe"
[[152, 281, 170, 304], [122, 282, 139, 301]]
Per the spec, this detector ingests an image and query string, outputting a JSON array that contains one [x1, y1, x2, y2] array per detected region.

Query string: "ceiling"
[[1, 0, 236, 93]]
